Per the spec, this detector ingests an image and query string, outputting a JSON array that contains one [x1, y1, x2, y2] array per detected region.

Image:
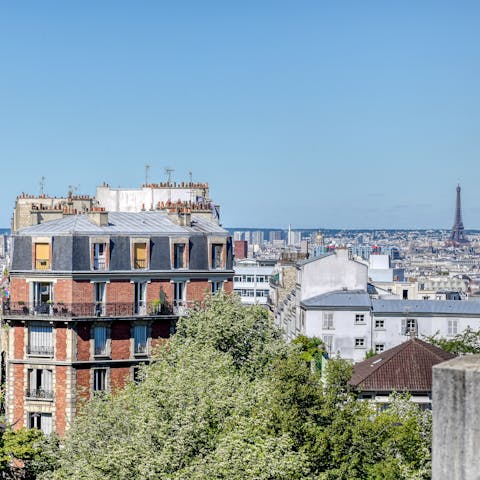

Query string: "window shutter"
[[401, 318, 406, 335], [41, 414, 52, 435], [43, 370, 52, 392], [29, 369, 36, 390]]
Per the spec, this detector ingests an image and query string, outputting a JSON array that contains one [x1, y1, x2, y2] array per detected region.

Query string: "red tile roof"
[[349, 338, 455, 392]]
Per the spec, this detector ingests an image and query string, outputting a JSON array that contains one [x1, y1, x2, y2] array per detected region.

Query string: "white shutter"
[[42, 370, 52, 392], [29, 369, 36, 391], [401, 319, 406, 335], [41, 414, 52, 435]]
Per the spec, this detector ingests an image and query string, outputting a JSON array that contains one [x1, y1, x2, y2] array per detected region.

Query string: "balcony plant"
[[150, 299, 161, 315]]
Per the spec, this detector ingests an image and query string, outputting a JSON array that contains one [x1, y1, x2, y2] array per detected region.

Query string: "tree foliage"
[[425, 326, 480, 354], [32, 292, 431, 479]]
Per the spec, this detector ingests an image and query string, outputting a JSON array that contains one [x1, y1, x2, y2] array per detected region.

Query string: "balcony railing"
[[27, 345, 54, 356], [93, 257, 107, 270], [35, 259, 50, 270], [133, 258, 147, 269], [134, 343, 147, 355], [3, 301, 178, 318], [25, 388, 54, 400]]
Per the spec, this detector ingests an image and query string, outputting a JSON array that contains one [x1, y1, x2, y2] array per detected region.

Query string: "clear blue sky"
[[1, 1, 479, 229]]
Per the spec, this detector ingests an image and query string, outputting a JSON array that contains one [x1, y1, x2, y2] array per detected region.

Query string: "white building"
[[233, 259, 273, 306], [274, 248, 480, 363]]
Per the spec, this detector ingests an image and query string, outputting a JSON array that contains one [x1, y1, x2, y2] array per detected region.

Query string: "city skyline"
[[1, 2, 480, 229]]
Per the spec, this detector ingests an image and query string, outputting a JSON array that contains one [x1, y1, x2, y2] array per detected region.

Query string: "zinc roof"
[[16, 212, 228, 236]]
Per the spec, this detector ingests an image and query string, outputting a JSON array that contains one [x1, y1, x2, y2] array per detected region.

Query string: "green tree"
[[34, 293, 432, 480], [425, 326, 480, 354]]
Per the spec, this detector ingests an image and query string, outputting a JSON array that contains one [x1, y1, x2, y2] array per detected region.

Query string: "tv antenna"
[[39, 176, 46, 196], [165, 167, 174, 184], [145, 163, 151, 186]]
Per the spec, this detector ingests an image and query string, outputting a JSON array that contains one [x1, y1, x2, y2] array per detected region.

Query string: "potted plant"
[[150, 299, 161, 315]]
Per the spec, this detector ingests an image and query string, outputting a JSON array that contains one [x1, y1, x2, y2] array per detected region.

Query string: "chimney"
[[87, 208, 109, 226], [168, 207, 191, 227]]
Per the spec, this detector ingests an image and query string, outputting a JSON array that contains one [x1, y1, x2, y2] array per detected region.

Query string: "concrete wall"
[[433, 355, 480, 479]]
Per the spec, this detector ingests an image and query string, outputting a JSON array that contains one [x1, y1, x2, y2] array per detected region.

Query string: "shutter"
[[42, 370, 52, 392], [35, 243, 50, 269], [29, 369, 36, 392], [134, 243, 147, 268], [401, 319, 406, 335], [41, 414, 52, 435]]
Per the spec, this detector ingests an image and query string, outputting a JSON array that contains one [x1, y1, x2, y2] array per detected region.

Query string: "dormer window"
[[134, 243, 147, 269], [93, 243, 107, 270], [174, 243, 185, 269], [211, 244, 223, 269], [34, 243, 50, 270]]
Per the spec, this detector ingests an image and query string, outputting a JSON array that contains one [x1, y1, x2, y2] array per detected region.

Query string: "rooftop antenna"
[[145, 163, 151, 186], [165, 167, 174, 184], [39, 176, 46, 196], [188, 171, 193, 183], [165, 167, 174, 202]]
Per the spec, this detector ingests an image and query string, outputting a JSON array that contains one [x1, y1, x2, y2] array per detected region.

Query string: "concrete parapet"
[[432, 355, 480, 479]]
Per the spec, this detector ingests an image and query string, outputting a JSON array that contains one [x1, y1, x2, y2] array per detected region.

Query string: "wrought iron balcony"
[[27, 345, 54, 356], [2, 301, 177, 318], [25, 388, 54, 400]]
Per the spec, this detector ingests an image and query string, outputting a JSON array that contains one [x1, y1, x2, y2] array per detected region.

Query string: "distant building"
[[233, 259, 273, 306], [448, 184, 469, 246], [234, 240, 248, 260]]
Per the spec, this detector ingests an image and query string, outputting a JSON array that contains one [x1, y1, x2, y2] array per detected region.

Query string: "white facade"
[[233, 261, 273, 306], [274, 247, 480, 363], [96, 183, 211, 213]]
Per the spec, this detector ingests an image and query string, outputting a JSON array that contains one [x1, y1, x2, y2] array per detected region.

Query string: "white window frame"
[[322, 312, 334, 330], [355, 314, 365, 324], [354, 337, 366, 349]]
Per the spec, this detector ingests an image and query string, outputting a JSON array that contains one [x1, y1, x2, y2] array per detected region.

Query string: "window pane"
[[94, 326, 107, 355], [134, 325, 147, 354]]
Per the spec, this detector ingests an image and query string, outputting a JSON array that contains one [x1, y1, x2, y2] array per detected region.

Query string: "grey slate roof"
[[301, 290, 371, 308], [16, 212, 228, 236], [372, 299, 480, 315], [302, 292, 480, 315]]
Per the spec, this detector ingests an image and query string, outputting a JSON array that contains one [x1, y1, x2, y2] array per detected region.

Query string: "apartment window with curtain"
[[93, 325, 107, 356], [322, 312, 334, 330], [448, 319, 458, 336], [94, 283, 106, 316], [134, 324, 147, 355], [27, 369, 53, 400], [133, 243, 147, 269], [34, 243, 50, 270], [173, 244, 185, 269], [28, 324, 53, 356]]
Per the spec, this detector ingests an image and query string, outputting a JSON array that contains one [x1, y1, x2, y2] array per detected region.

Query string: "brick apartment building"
[[3, 209, 233, 435]]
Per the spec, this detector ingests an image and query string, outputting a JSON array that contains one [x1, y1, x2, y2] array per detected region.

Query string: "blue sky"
[[1, 1, 479, 229]]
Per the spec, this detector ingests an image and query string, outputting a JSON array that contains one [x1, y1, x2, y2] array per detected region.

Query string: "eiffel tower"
[[449, 185, 469, 245]]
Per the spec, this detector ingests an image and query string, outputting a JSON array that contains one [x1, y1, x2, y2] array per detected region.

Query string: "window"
[[132, 366, 142, 383], [32, 282, 53, 314], [245, 275, 254, 283], [211, 244, 223, 269], [323, 335, 334, 355], [375, 344, 385, 354], [173, 244, 185, 269], [134, 325, 147, 355], [402, 289, 409, 300], [28, 412, 52, 435], [27, 369, 53, 400], [34, 243, 50, 270], [375, 319, 385, 329], [134, 243, 147, 269], [93, 369, 107, 392], [355, 314, 365, 324], [257, 276, 265, 283], [93, 326, 107, 356], [28, 324, 53, 356], [174, 282, 186, 305], [322, 312, 334, 330], [355, 338, 366, 348], [94, 283, 106, 316], [233, 276, 242, 282], [211, 281, 223, 294], [448, 319, 458, 336], [402, 318, 417, 336], [93, 243, 107, 270], [135, 282, 147, 315]]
